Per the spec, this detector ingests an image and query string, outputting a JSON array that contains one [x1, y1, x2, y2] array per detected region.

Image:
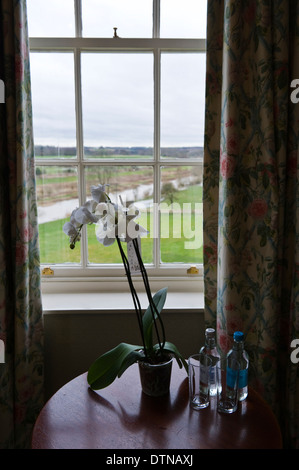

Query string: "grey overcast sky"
[[27, 0, 207, 148]]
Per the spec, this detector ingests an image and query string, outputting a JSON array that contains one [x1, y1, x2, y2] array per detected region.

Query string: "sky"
[[27, 0, 207, 148]]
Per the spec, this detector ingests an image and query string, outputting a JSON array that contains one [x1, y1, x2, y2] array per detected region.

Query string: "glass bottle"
[[227, 331, 249, 401], [200, 328, 220, 396]]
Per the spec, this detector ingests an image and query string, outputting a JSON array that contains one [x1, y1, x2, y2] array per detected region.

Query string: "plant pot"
[[138, 355, 173, 397]]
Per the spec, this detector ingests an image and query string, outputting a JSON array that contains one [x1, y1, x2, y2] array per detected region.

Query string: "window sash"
[[30, 9, 206, 286]]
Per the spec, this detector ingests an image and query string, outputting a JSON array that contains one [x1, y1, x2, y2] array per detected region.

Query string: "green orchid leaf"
[[153, 341, 188, 374], [87, 342, 141, 390], [117, 350, 145, 378], [142, 287, 168, 351]]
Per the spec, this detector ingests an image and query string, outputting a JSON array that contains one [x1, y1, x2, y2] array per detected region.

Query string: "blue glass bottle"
[[227, 331, 249, 401]]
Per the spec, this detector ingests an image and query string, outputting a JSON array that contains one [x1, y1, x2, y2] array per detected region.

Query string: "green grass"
[[36, 175, 78, 185], [39, 218, 81, 263], [39, 209, 203, 265], [39, 184, 203, 264]]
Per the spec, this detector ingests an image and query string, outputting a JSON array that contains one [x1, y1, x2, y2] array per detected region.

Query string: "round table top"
[[32, 362, 282, 449]]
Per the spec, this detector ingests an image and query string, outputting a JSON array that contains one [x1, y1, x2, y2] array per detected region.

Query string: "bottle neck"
[[206, 337, 216, 349], [233, 340, 244, 351]]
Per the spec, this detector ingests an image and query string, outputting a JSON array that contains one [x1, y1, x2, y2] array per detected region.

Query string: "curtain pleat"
[[203, 0, 299, 448], [0, 0, 44, 449]]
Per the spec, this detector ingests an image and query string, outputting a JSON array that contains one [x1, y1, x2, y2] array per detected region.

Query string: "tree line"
[[34, 145, 204, 158]]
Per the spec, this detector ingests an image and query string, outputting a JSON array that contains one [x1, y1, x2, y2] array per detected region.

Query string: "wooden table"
[[32, 362, 282, 449]]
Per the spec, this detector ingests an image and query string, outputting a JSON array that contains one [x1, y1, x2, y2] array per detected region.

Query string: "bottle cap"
[[233, 331, 244, 342], [205, 328, 215, 338]]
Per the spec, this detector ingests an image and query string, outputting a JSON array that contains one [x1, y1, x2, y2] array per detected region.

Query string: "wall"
[[43, 308, 205, 400]]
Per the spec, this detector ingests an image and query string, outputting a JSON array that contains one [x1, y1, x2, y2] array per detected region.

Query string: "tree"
[[161, 182, 178, 205]]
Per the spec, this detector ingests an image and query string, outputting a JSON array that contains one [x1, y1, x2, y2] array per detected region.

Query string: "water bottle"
[[227, 331, 249, 401], [200, 328, 220, 396]]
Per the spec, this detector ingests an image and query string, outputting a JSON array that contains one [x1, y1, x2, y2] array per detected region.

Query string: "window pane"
[[81, 53, 154, 158], [36, 166, 80, 264], [82, 0, 153, 38], [85, 165, 154, 264], [161, 53, 205, 158], [27, 0, 75, 37], [30, 53, 77, 157], [160, 0, 207, 38], [160, 166, 203, 264]]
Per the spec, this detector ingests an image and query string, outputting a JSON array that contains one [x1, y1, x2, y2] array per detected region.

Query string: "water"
[[227, 332, 249, 401], [200, 328, 220, 396]]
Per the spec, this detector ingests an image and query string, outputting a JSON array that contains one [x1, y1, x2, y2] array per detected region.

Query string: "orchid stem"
[[70, 224, 83, 249], [132, 237, 166, 354], [116, 236, 148, 361]]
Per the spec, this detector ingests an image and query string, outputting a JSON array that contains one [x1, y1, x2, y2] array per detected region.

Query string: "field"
[[36, 158, 203, 265], [39, 210, 203, 265]]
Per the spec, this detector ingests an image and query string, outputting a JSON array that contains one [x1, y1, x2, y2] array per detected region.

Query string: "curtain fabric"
[[204, 0, 299, 448], [0, 0, 44, 449]]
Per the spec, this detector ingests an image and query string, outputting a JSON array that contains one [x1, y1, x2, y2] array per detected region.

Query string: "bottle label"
[[210, 365, 216, 384], [200, 364, 210, 385], [227, 367, 248, 388], [238, 369, 248, 389], [227, 367, 238, 387]]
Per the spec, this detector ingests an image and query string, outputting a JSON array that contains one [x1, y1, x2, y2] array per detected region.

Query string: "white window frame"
[[29, 0, 206, 294]]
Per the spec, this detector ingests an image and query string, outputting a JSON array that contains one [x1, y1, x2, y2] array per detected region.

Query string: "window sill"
[[42, 290, 204, 314]]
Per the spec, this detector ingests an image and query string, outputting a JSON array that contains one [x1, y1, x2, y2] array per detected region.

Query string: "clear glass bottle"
[[200, 328, 220, 396], [227, 331, 249, 401]]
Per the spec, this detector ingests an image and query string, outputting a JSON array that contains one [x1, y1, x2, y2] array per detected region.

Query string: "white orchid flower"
[[95, 216, 118, 246], [94, 201, 115, 220], [63, 220, 82, 246], [95, 200, 147, 246], [63, 185, 147, 249], [63, 208, 82, 247], [69, 208, 81, 228], [74, 203, 98, 225], [95, 202, 119, 246], [63, 200, 99, 248], [83, 199, 98, 215], [91, 184, 110, 203]]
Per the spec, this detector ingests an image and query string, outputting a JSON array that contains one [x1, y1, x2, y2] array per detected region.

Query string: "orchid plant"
[[63, 184, 188, 390]]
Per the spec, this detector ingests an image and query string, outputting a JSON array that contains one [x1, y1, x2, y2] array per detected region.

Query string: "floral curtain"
[[203, 0, 299, 448], [0, 0, 44, 448]]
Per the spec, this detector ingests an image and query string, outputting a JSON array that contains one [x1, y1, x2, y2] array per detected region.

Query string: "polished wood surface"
[[32, 362, 282, 449]]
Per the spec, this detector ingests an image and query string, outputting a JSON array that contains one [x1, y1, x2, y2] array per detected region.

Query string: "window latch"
[[113, 27, 120, 38], [187, 266, 199, 275], [42, 267, 54, 276]]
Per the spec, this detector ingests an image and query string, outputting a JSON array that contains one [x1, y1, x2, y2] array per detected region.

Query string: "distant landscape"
[[34, 145, 204, 159], [35, 146, 203, 264]]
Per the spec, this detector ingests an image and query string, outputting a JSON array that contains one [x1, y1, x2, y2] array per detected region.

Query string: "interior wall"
[[43, 309, 205, 400]]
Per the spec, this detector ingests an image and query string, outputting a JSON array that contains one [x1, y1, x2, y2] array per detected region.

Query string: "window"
[[28, 0, 207, 291]]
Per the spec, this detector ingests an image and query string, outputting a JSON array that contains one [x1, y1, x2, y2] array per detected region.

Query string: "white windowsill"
[[42, 291, 204, 314]]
